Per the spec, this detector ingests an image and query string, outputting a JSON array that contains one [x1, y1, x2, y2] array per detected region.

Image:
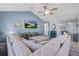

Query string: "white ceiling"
[[0, 3, 79, 23]]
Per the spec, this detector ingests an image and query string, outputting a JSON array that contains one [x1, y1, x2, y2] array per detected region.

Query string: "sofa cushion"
[[29, 36, 49, 42], [8, 34, 24, 43], [37, 41, 48, 45], [12, 40, 32, 56], [56, 36, 71, 56], [56, 34, 67, 44], [22, 40, 43, 51], [7, 37, 15, 56], [30, 39, 60, 56], [28, 40, 36, 43], [8, 34, 16, 43]]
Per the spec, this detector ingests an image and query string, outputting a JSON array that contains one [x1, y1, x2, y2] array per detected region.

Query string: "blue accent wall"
[[0, 11, 44, 43]]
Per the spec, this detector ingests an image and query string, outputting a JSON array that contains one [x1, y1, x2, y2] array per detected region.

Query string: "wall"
[[0, 3, 79, 36], [59, 17, 78, 34], [78, 16, 79, 42], [0, 11, 44, 43]]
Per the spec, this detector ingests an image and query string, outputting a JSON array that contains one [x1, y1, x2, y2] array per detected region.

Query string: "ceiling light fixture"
[[44, 9, 50, 15], [68, 22, 72, 25], [59, 24, 63, 26], [30, 3, 58, 16]]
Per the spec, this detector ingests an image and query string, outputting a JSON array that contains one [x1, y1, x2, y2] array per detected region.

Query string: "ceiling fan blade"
[[37, 11, 43, 13], [30, 7, 33, 9], [51, 8, 58, 11], [50, 12, 54, 15], [43, 13, 46, 16], [43, 6, 47, 10]]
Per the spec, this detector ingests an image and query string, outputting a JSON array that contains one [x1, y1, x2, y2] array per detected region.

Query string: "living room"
[[0, 3, 79, 56]]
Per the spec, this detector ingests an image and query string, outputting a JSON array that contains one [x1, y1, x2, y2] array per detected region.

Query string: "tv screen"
[[24, 20, 37, 28]]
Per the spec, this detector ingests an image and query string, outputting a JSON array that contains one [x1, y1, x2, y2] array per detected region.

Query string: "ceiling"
[[0, 3, 79, 23]]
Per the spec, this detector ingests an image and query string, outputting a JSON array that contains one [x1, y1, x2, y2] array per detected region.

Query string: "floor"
[[69, 41, 79, 56], [0, 43, 7, 56]]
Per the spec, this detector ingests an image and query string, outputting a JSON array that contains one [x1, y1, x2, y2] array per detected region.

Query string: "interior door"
[[43, 23, 49, 36]]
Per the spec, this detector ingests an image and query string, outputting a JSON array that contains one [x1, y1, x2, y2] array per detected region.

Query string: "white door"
[[43, 23, 49, 36]]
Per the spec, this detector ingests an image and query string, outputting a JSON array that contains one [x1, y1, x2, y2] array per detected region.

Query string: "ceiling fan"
[[37, 4, 58, 16]]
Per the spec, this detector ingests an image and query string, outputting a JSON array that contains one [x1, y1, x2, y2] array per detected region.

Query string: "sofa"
[[6, 32, 71, 56]]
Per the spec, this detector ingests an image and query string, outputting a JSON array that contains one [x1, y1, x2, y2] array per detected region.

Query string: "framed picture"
[[24, 20, 37, 28]]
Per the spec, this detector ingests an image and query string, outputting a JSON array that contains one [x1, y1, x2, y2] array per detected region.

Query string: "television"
[[24, 20, 37, 28]]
